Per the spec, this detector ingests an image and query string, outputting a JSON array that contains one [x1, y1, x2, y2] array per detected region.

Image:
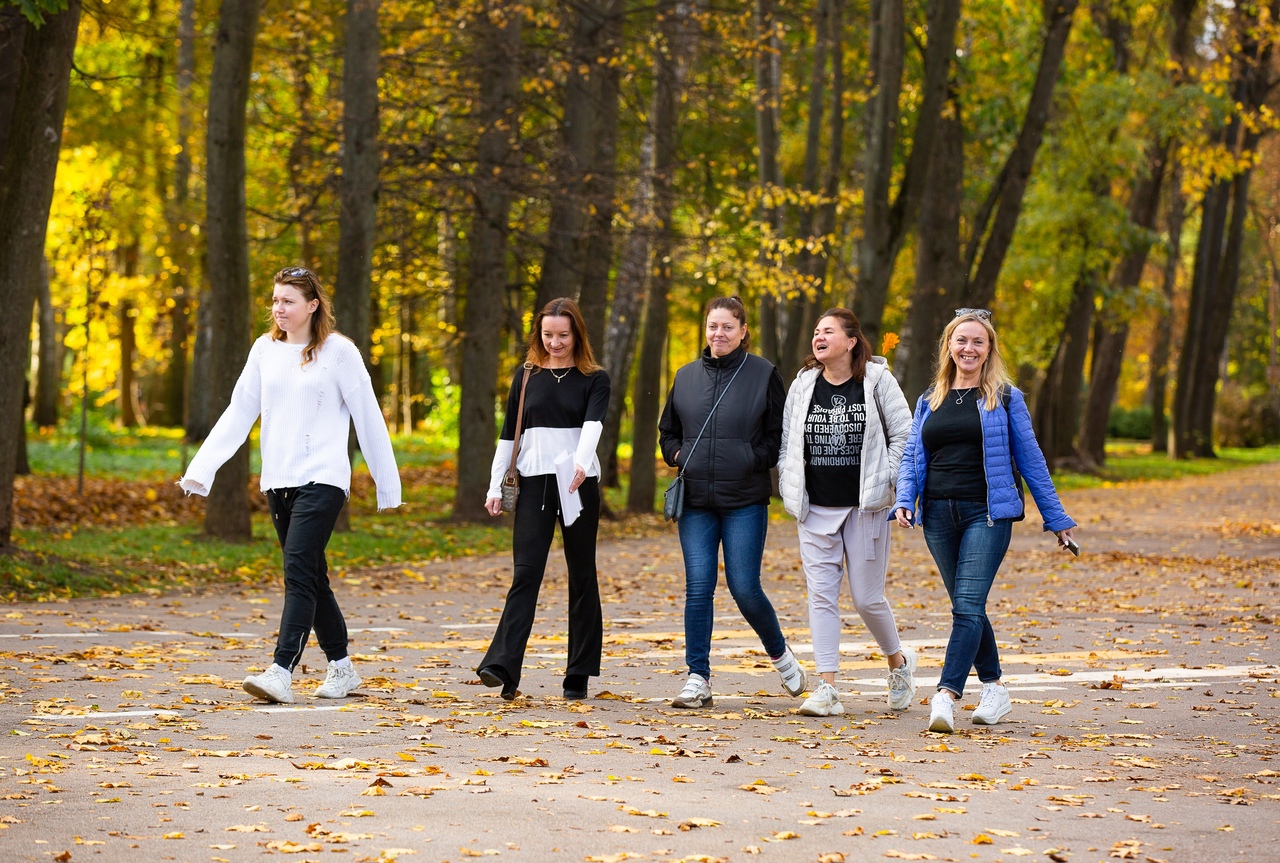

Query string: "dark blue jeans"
[[678, 504, 786, 679], [922, 498, 1013, 698], [267, 483, 349, 671]]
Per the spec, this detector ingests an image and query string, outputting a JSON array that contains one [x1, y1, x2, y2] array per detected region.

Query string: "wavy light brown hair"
[[524, 297, 602, 374], [927, 311, 1011, 411], [705, 295, 750, 351], [802, 308, 872, 381], [270, 267, 337, 367]]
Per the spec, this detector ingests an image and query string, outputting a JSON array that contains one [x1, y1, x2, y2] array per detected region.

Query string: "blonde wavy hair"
[[927, 311, 1011, 411]]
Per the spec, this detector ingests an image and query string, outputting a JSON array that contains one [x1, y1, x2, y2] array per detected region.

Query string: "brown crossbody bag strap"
[[503, 364, 533, 492]]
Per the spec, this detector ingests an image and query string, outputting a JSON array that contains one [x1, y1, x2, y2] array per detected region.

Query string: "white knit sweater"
[[180, 334, 402, 510]]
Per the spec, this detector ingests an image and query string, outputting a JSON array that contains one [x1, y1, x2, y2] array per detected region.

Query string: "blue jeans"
[[922, 498, 1013, 698], [678, 504, 786, 679]]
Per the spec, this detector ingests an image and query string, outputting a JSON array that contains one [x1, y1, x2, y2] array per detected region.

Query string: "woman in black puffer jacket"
[[657, 296, 806, 709]]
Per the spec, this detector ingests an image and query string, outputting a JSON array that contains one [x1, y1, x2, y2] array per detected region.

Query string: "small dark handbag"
[[500, 365, 533, 514], [662, 356, 747, 522]]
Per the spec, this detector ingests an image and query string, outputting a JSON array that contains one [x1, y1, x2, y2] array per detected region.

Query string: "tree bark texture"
[[453, 3, 522, 521], [902, 84, 964, 404], [0, 3, 80, 550], [576, 0, 625, 352], [754, 0, 782, 366], [628, 0, 700, 514], [34, 256, 59, 427], [188, 282, 214, 440], [203, 0, 261, 540], [851, 0, 959, 351], [1032, 260, 1097, 467], [961, 0, 1080, 311], [1149, 159, 1184, 452], [1172, 1, 1275, 457]]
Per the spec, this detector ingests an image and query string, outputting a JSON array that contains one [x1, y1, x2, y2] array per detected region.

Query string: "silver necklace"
[[954, 387, 976, 405], [549, 366, 570, 383]]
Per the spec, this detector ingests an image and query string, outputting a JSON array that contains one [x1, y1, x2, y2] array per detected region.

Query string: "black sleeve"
[[658, 378, 684, 467], [586, 369, 611, 423], [754, 365, 786, 470], [497, 367, 524, 441]]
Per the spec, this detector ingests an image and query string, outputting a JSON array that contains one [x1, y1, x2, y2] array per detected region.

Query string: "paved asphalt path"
[[2, 464, 1278, 863]]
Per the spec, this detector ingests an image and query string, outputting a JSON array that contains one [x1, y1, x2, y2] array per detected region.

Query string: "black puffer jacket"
[[658, 346, 785, 511]]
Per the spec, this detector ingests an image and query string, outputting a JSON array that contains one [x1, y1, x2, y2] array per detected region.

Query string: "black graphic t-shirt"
[[804, 375, 865, 507]]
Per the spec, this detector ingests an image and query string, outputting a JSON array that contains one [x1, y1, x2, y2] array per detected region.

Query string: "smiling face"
[[812, 315, 856, 370], [272, 283, 318, 341], [706, 307, 746, 357], [541, 315, 576, 366], [948, 320, 991, 383]]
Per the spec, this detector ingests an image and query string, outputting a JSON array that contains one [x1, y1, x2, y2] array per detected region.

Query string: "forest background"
[[2, 0, 1279, 561]]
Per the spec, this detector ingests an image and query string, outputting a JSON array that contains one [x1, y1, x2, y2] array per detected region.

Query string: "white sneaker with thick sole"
[[315, 661, 362, 699], [771, 647, 808, 697], [243, 664, 294, 704], [928, 690, 956, 733], [799, 681, 844, 716], [887, 644, 918, 711], [671, 673, 713, 709], [971, 681, 1012, 725]]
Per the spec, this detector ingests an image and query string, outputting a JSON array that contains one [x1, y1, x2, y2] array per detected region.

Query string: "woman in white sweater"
[[180, 267, 401, 704], [778, 309, 915, 716]]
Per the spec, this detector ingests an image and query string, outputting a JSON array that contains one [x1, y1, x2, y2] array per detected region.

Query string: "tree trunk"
[[333, 0, 381, 534], [453, 2, 522, 522], [1032, 261, 1097, 467], [960, 0, 1080, 311], [536, 0, 612, 313], [0, 3, 80, 550], [187, 281, 214, 440], [575, 0, 624, 352], [754, 0, 782, 365], [902, 83, 964, 403], [1149, 159, 1184, 452], [119, 298, 141, 427], [34, 256, 58, 427], [158, 0, 196, 429], [599, 131, 654, 488], [203, 0, 261, 540], [850, 0, 960, 350], [627, 0, 700, 514]]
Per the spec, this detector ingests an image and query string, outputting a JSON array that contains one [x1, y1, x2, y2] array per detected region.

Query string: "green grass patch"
[[1052, 442, 1280, 491]]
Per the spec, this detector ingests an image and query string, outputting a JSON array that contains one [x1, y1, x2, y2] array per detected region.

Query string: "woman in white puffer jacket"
[[779, 308, 915, 716]]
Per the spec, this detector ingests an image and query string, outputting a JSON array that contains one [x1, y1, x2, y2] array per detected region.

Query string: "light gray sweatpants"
[[797, 504, 901, 674]]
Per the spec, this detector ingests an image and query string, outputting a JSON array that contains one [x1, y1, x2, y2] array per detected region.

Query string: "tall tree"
[[1171, 1, 1278, 458], [0, 1, 80, 551], [850, 0, 961, 350], [627, 0, 701, 513], [453, 2, 523, 522], [754, 0, 783, 365], [1148, 158, 1185, 453], [33, 256, 59, 427], [202, 0, 261, 540]]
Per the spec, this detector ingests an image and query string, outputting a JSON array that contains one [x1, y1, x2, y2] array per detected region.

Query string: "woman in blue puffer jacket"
[[893, 309, 1077, 733]]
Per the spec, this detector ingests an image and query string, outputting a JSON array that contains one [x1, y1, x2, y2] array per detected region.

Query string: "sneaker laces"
[[978, 684, 1001, 711], [888, 664, 910, 693]]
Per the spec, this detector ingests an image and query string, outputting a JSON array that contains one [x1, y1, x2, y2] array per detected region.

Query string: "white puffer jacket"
[[779, 357, 913, 521]]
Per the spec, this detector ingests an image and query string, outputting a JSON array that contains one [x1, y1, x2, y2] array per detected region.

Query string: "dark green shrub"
[[1107, 405, 1153, 440]]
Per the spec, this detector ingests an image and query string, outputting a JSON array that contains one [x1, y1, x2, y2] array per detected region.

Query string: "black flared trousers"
[[479, 473, 602, 687]]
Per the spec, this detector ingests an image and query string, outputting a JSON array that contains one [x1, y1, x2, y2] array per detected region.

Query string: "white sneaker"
[[972, 681, 1012, 725], [887, 644, 918, 711], [771, 646, 808, 697], [315, 661, 362, 699], [671, 673, 713, 709], [243, 664, 294, 704], [928, 690, 956, 733], [799, 681, 844, 716]]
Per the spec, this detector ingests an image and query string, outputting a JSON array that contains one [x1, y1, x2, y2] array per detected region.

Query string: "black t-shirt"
[[804, 375, 865, 507], [922, 388, 987, 502]]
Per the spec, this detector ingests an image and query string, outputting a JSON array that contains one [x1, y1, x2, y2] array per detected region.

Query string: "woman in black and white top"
[[180, 266, 401, 704], [477, 298, 611, 701]]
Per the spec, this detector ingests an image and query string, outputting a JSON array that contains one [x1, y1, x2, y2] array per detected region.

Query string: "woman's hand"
[[485, 497, 503, 517], [569, 465, 587, 494], [893, 507, 915, 528], [1055, 527, 1076, 548]]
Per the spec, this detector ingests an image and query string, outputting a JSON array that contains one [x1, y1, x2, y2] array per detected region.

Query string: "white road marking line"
[[0, 631, 259, 639], [847, 664, 1275, 688]]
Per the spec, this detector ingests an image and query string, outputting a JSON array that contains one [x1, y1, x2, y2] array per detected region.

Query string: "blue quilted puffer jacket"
[[892, 385, 1076, 532]]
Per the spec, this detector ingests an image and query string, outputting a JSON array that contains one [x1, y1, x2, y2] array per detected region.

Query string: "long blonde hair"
[[927, 312, 1011, 411], [270, 266, 336, 366]]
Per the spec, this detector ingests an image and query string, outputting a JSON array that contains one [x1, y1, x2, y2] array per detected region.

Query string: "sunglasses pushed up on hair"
[[954, 308, 991, 320]]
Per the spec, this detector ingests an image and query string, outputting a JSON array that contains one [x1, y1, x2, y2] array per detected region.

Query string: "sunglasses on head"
[[954, 308, 992, 320], [279, 267, 310, 278]]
